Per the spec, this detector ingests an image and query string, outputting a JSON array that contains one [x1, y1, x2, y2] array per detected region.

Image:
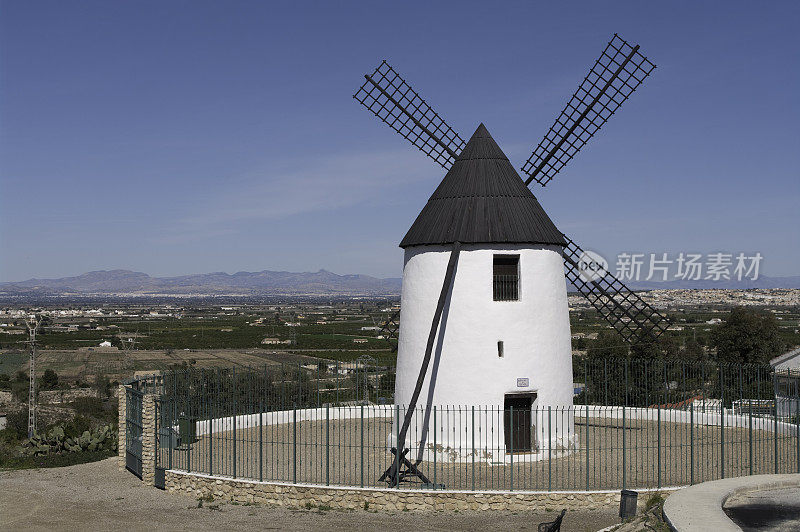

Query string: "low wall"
[[165, 469, 669, 511], [39, 388, 99, 404]]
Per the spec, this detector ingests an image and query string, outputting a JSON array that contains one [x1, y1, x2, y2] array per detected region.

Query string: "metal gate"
[[125, 387, 144, 478]]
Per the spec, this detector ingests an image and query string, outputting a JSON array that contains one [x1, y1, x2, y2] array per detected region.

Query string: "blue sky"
[[1, 1, 798, 282]]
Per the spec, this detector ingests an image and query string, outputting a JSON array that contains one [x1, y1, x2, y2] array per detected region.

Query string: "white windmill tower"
[[353, 35, 670, 486], [395, 123, 574, 458]]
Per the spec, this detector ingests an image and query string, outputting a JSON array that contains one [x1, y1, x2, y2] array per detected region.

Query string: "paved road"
[[0, 458, 619, 531], [724, 487, 800, 532]]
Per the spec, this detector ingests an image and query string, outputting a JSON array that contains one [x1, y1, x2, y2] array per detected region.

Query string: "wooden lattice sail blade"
[[380, 309, 400, 351], [521, 34, 656, 187], [562, 234, 669, 344], [353, 60, 466, 169]]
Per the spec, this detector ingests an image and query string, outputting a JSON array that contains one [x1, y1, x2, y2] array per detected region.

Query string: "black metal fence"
[[122, 358, 800, 491], [124, 386, 144, 478]]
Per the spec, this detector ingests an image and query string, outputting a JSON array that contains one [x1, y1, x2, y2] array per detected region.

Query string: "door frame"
[[503, 392, 537, 453]]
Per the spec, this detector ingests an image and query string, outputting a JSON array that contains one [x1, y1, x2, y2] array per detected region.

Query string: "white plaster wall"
[[393, 244, 574, 456]]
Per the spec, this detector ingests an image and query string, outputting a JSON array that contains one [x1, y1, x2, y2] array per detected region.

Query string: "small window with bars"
[[493, 255, 519, 301]]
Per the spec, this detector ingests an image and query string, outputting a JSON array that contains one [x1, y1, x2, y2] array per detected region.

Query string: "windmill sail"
[[562, 234, 669, 344], [521, 34, 656, 187], [354, 61, 466, 168], [353, 40, 668, 346], [379, 309, 400, 351]]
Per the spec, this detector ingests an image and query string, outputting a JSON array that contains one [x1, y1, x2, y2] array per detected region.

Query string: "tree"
[[41, 369, 59, 389], [681, 336, 705, 362], [587, 330, 628, 360], [711, 307, 783, 364]]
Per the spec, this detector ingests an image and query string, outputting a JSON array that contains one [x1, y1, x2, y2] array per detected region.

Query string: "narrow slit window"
[[493, 255, 519, 301], [497, 340, 504, 358]]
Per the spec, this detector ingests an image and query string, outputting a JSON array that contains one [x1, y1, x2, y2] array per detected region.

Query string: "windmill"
[[353, 34, 669, 486]]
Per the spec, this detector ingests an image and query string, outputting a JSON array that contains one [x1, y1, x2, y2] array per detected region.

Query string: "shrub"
[[41, 369, 59, 390], [63, 415, 91, 439], [11, 381, 28, 402], [1, 410, 28, 441], [645, 492, 665, 511]]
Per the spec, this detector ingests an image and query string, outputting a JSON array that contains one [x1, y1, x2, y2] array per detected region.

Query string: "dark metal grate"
[[354, 60, 466, 169], [562, 234, 669, 344], [522, 34, 656, 187], [493, 274, 519, 301]]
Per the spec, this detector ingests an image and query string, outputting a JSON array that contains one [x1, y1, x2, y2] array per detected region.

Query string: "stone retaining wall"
[[165, 470, 667, 512], [117, 384, 126, 471]]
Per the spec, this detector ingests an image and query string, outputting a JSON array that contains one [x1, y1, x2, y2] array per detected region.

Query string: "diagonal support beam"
[[382, 241, 461, 485]]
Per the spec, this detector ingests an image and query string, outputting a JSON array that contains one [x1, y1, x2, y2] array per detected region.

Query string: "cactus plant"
[[21, 422, 118, 456]]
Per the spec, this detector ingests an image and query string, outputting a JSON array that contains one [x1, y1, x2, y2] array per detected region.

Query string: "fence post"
[[141, 393, 157, 486], [433, 406, 437, 490], [548, 405, 552, 492], [259, 408, 263, 482], [118, 384, 127, 471], [168, 396, 173, 472], [233, 368, 237, 480], [326, 404, 330, 486], [721, 403, 725, 479], [774, 373, 779, 474], [471, 405, 475, 491], [293, 406, 297, 484], [796, 386, 800, 474], [657, 405, 661, 489], [749, 399, 753, 475], [690, 404, 694, 485], [394, 404, 400, 490], [720, 364, 725, 479], [622, 404, 626, 491], [207, 391, 212, 476], [360, 404, 364, 488], [585, 403, 590, 491], [510, 405, 514, 492]]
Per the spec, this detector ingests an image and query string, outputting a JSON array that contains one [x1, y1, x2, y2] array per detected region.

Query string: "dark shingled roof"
[[400, 124, 566, 248]]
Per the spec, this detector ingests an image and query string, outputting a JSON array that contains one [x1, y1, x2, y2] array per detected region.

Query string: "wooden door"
[[504, 395, 532, 452]]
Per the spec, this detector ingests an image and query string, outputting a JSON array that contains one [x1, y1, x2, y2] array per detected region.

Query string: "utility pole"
[[25, 314, 43, 438]]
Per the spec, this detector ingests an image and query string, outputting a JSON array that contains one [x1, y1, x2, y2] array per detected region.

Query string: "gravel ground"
[[0, 458, 620, 531]]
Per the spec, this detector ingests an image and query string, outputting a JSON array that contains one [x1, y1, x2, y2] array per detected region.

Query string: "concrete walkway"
[[663, 474, 800, 531]]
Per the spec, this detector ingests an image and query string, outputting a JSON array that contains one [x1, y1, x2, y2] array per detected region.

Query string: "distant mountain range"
[[0, 270, 797, 298], [0, 269, 402, 297]]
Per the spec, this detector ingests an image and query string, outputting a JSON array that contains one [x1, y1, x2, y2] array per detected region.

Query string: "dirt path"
[[0, 458, 619, 531]]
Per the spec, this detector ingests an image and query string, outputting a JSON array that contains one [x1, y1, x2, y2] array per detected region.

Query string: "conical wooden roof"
[[400, 124, 565, 248]]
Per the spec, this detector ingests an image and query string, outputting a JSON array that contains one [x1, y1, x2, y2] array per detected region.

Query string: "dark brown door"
[[504, 395, 532, 452]]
